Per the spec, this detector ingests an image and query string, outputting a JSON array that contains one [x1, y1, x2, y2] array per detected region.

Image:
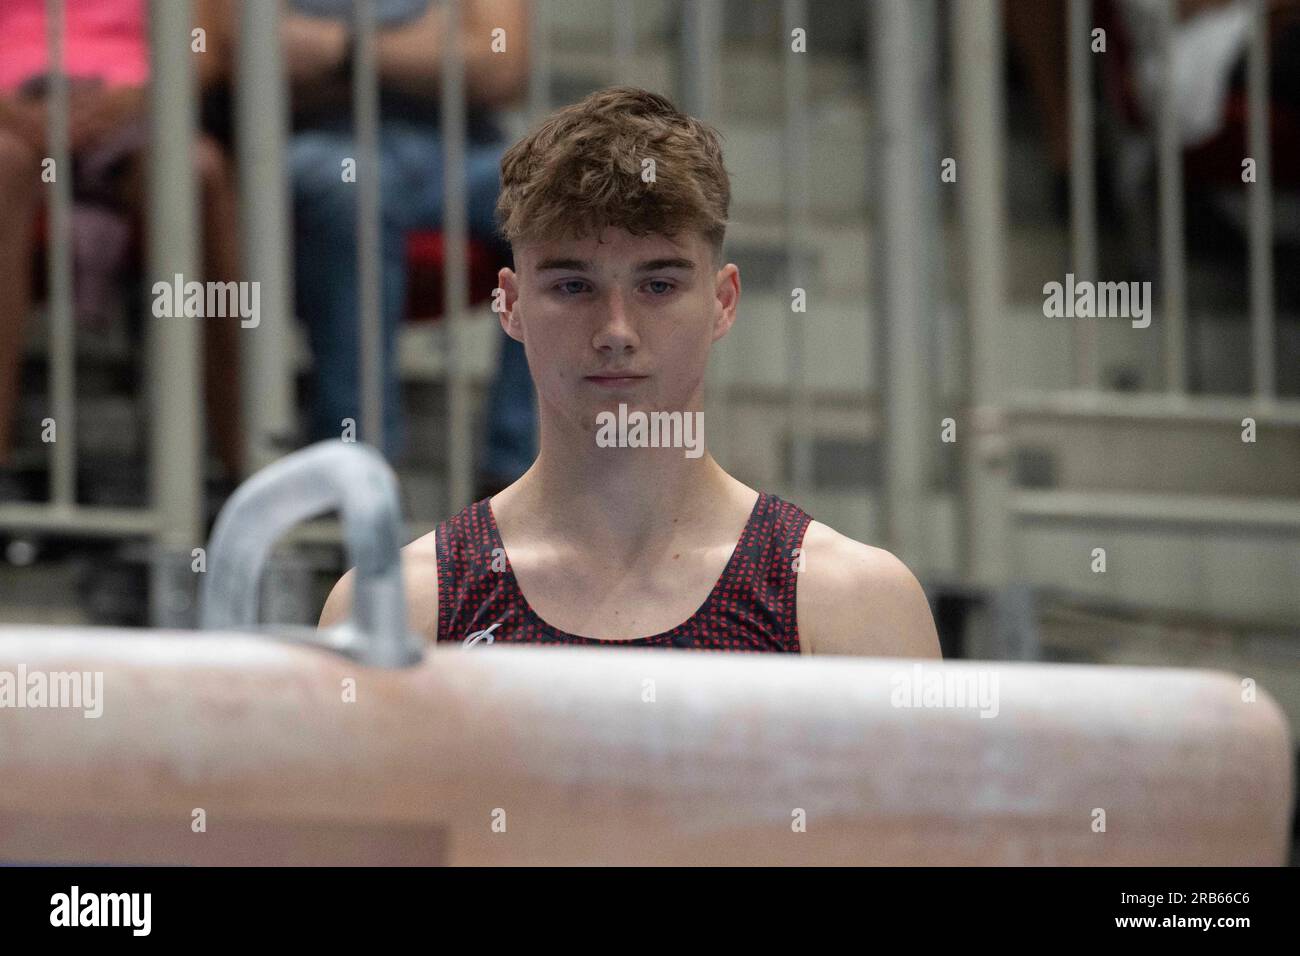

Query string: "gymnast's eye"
[[553, 279, 590, 296], [644, 279, 676, 296]]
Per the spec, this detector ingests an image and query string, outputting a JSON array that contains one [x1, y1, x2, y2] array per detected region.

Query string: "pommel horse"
[[0, 444, 1290, 865]]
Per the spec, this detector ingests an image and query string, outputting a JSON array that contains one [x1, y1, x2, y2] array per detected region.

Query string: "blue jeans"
[[291, 117, 536, 478]]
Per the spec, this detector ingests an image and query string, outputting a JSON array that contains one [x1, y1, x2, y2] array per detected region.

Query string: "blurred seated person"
[[1005, 0, 1300, 217], [1116, 0, 1300, 147], [0, 0, 245, 502], [211, 0, 535, 483]]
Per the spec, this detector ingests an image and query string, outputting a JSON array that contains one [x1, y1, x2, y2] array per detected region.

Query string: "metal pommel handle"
[[199, 440, 422, 668]]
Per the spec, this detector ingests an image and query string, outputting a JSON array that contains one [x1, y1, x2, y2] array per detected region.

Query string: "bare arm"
[[375, 0, 529, 107], [317, 567, 355, 630], [795, 521, 942, 658], [218, 0, 528, 108], [319, 532, 441, 643], [0, 96, 44, 151], [193, 0, 234, 91]]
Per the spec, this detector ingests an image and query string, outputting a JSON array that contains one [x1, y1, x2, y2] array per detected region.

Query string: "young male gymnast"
[[321, 86, 941, 657]]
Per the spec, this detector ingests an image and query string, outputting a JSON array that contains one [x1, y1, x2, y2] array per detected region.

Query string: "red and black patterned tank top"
[[434, 492, 814, 652]]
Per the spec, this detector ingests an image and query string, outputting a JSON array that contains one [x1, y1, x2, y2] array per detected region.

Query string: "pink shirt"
[[0, 0, 149, 94]]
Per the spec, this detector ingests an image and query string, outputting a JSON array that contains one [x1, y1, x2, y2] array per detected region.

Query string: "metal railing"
[[1001, 0, 1297, 516], [0, 0, 666, 623], [4, 0, 1293, 631], [871, 0, 1296, 629], [952, 0, 1299, 629], [0, 0, 205, 626], [236, 0, 296, 474]]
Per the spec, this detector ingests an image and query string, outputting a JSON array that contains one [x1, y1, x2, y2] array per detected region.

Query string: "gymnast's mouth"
[[584, 373, 649, 387]]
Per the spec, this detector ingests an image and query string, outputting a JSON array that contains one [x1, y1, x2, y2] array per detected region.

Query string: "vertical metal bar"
[[1068, 0, 1099, 389], [991, 581, 1040, 661], [680, 1, 720, 122], [613, 0, 636, 85], [782, 0, 813, 496], [44, 0, 76, 506], [443, 0, 473, 511], [872, 0, 938, 570], [529, 0, 551, 120], [1155, 0, 1187, 393], [681, 0, 728, 467], [1246, 0, 1275, 399], [353, 0, 384, 449], [236, 0, 296, 471], [147, 0, 203, 625], [951, 0, 1013, 588]]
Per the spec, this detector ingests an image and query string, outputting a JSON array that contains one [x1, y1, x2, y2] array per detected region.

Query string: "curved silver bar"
[[199, 440, 422, 668]]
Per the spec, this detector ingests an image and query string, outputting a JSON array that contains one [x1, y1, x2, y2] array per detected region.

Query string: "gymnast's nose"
[[592, 288, 639, 354]]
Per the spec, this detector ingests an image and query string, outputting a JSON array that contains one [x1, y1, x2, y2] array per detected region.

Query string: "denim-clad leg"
[[482, 308, 538, 482], [290, 117, 536, 473], [291, 121, 410, 461], [461, 140, 537, 484]]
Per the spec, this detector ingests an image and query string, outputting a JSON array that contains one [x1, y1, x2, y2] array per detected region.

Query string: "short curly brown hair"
[[495, 86, 731, 264]]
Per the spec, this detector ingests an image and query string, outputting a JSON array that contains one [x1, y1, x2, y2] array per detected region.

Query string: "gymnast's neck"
[[490, 413, 757, 562]]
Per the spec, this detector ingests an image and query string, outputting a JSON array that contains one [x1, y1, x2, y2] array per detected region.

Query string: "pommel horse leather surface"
[[0, 626, 1291, 865]]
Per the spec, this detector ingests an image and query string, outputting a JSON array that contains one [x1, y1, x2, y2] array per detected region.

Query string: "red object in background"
[[405, 230, 502, 323]]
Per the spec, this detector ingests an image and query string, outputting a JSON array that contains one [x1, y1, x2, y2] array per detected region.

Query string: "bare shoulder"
[[317, 528, 441, 644], [795, 520, 942, 658]]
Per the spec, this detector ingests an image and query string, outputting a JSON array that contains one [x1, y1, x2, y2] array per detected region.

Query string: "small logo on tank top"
[[463, 622, 501, 647]]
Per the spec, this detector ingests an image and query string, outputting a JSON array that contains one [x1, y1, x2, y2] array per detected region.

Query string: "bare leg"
[[122, 135, 245, 481], [1005, 0, 1071, 174], [0, 130, 40, 468], [195, 135, 246, 481]]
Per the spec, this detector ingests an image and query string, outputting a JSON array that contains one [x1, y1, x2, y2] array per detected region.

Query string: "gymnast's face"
[[499, 227, 740, 435]]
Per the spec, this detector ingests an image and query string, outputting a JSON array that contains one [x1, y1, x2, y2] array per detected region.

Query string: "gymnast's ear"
[[497, 267, 524, 342], [318, 568, 355, 630]]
